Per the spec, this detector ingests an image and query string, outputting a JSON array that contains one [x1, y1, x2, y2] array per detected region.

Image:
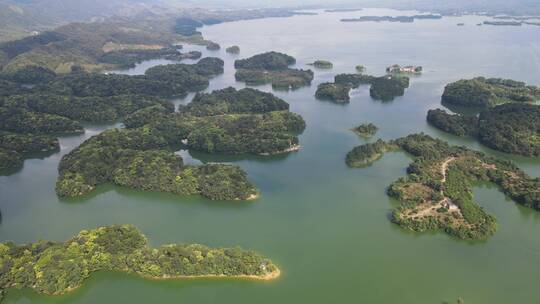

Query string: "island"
[[386, 64, 422, 74], [341, 14, 442, 23], [0, 58, 225, 173], [325, 8, 363, 13], [317, 72, 409, 103], [315, 82, 351, 103], [441, 77, 540, 109], [427, 103, 540, 156], [226, 45, 240, 54], [308, 60, 333, 69], [346, 139, 388, 167], [483, 21, 522, 26], [57, 87, 306, 199], [234, 52, 314, 90], [0, 132, 59, 171], [346, 133, 540, 240], [206, 42, 221, 51], [351, 123, 378, 138], [355, 65, 366, 73], [0, 225, 279, 301]]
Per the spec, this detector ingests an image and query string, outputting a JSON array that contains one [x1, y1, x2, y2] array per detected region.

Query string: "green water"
[[2, 8, 540, 304]]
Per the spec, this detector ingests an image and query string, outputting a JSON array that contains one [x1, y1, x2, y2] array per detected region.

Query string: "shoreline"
[[31, 268, 281, 297], [143, 268, 281, 282], [259, 144, 301, 156]]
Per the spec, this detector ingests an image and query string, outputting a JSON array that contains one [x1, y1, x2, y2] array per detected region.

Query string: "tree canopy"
[[0, 225, 278, 301], [346, 133, 540, 240]]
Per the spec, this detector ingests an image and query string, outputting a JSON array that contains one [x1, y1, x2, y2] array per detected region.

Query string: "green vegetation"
[[206, 42, 221, 51], [308, 60, 333, 69], [346, 139, 388, 167], [0, 225, 279, 301], [355, 65, 366, 73], [235, 52, 296, 70], [0, 148, 22, 171], [98, 47, 202, 69], [346, 133, 540, 239], [180, 87, 289, 116], [315, 83, 351, 103], [427, 109, 478, 137], [334, 73, 409, 101], [441, 77, 540, 109], [226, 45, 240, 54], [234, 52, 313, 90], [428, 103, 540, 156], [58, 87, 305, 199], [370, 76, 409, 101], [159, 88, 306, 155], [0, 58, 224, 174], [351, 123, 378, 138], [56, 128, 258, 200]]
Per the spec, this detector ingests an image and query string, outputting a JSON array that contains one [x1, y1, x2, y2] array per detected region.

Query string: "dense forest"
[[0, 58, 224, 173], [58, 87, 306, 199], [334, 73, 410, 101], [0, 225, 278, 301], [351, 123, 378, 138], [346, 133, 540, 239], [56, 128, 259, 200], [441, 77, 540, 109], [234, 52, 313, 90], [315, 83, 351, 103], [138, 87, 306, 155], [427, 103, 540, 156]]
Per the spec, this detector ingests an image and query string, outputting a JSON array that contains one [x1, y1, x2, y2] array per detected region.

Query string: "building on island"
[[386, 64, 422, 74]]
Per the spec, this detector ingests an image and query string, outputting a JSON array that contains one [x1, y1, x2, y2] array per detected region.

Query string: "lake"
[[2, 8, 540, 304]]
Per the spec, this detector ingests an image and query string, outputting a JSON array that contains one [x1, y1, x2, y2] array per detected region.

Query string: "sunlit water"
[[2, 8, 540, 304]]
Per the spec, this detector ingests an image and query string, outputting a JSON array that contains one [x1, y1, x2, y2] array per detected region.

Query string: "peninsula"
[[427, 103, 540, 156], [57, 87, 306, 199], [346, 133, 540, 240], [441, 77, 540, 109], [0, 58, 224, 173], [0, 225, 279, 301]]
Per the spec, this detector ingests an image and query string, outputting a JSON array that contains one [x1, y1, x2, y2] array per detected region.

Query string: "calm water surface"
[[2, 8, 540, 304]]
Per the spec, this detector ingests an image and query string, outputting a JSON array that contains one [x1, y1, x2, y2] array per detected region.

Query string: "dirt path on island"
[[440, 157, 456, 183]]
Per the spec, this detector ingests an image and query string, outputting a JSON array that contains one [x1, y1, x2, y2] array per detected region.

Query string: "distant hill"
[[0, 0, 164, 42]]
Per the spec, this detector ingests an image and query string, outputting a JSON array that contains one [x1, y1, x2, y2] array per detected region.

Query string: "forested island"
[[0, 58, 224, 173], [333, 73, 410, 101], [234, 52, 313, 90], [316, 72, 409, 103], [308, 60, 333, 69], [341, 14, 442, 23], [0, 225, 279, 301], [226, 45, 240, 54], [346, 134, 540, 239], [57, 87, 305, 199], [483, 21, 522, 26], [427, 103, 540, 156], [441, 77, 540, 109], [315, 83, 351, 103], [351, 123, 378, 138], [0, 7, 307, 72]]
